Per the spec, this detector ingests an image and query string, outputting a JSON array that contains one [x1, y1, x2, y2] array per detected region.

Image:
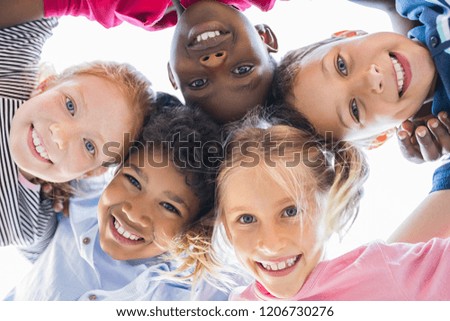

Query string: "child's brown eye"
[[160, 202, 181, 216], [124, 173, 141, 190], [189, 78, 207, 88], [232, 65, 253, 75]]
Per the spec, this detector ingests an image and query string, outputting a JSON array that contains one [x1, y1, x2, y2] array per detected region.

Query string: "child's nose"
[[121, 201, 152, 229], [257, 224, 287, 255], [366, 64, 384, 94], [49, 123, 69, 150], [199, 51, 227, 68]]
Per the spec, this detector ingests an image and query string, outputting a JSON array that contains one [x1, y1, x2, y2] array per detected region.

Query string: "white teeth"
[[113, 219, 142, 241], [31, 128, 50, 160], [260, 256, 298, 271], [195, 30, 221, 43], [390, 56, 405, 94]]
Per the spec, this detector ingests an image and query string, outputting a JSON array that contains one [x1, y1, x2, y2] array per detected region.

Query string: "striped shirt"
[[0, 18, 59, 261]]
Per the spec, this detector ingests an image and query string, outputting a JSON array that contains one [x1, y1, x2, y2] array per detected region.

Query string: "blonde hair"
[[198, 110, 369, 285]]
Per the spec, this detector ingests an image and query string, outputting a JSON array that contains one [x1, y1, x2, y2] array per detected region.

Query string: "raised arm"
[[0, 0, 44, 28], [388, 162, 450, 243]]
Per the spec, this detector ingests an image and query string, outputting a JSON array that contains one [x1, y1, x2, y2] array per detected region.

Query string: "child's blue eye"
[[83, 139, 96, 155], [189, 78, 207, 88], [232, 65, 253, 75], [160, 202, 181, 216], [283, 206, 298, 217], [65, 97, 75, 115], [336, 55, 348, 76], [239, 214, 256, 224], [350, 99, 360, 123], [124, 173, 141, 190]]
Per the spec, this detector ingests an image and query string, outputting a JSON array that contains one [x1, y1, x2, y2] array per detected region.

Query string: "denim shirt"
[[396, 0, 450, 115], [5, 174, 229, 301]]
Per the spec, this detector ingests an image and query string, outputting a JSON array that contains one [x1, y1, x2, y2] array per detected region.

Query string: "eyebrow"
[[337, 106, 351, 130], [163, 191, 191, 215], [226, 198, 295, 216], [225, 205, 250, 215], [129, 163, 148, 183], [321, 55, 329, 76]]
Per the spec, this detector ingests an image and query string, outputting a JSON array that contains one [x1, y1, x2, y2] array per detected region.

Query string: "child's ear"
[[167, 62, 178, 90], [31, 75, 56, 97], [254, 24, 278, 53]]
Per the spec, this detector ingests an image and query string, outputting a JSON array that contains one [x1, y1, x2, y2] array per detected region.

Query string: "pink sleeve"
[[43, 0, 174, 30], [43, 0, 124, 27], [380, 238, 450, 300]]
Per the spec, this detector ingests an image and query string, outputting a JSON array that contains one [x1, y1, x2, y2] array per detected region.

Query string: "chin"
[[270, 287, 300, 299]]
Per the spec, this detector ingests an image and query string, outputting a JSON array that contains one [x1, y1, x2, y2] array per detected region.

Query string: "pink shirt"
[[43, 0, 276, 31], [231, 238, 450, 300]]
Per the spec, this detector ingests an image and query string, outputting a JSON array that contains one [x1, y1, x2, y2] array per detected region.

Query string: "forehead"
[[221, 156, 318, 200], [127, 149, 196, 195], [301, 32, 406, 61]]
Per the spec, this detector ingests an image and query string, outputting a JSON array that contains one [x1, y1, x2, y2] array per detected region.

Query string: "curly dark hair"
[[137, 105, 223, 221]]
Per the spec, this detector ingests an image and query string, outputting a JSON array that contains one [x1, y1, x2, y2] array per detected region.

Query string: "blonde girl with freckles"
[[1, 18, 154, 261], [200, 108, 450, 300]]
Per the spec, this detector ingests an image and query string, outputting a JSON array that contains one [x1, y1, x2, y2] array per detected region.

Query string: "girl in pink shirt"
[[203, 108, 450, 300]]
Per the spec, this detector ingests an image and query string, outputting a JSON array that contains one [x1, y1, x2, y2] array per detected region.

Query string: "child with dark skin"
[[0, 0, 279, 123], [167, 0, 278, 122]]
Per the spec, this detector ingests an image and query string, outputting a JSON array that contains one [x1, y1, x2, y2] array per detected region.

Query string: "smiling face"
[[288, 32, 436, 140], [9, 75, 137, 182], [169, 1, 275, 122], [220, 165, 326, 298], [97, 149, 200, 261]]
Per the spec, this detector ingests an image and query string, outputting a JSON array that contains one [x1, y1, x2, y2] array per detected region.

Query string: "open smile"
[[389, 52, 411, 97], [256, 255, 301, 277], [109, 215, 146, 245], [187, 22, 231, 50], [28, 126, 52, 163]]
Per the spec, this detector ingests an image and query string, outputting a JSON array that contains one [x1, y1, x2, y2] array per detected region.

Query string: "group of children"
[[1, 0, 450, 301]]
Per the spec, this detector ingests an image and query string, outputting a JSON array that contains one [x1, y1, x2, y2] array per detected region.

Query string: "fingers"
[[398, 114, 450, 163], [397, 128, 424, 164], [436, 112, 450, 154], [399, 120, 415, 135], [415, 125, 441, 162]]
